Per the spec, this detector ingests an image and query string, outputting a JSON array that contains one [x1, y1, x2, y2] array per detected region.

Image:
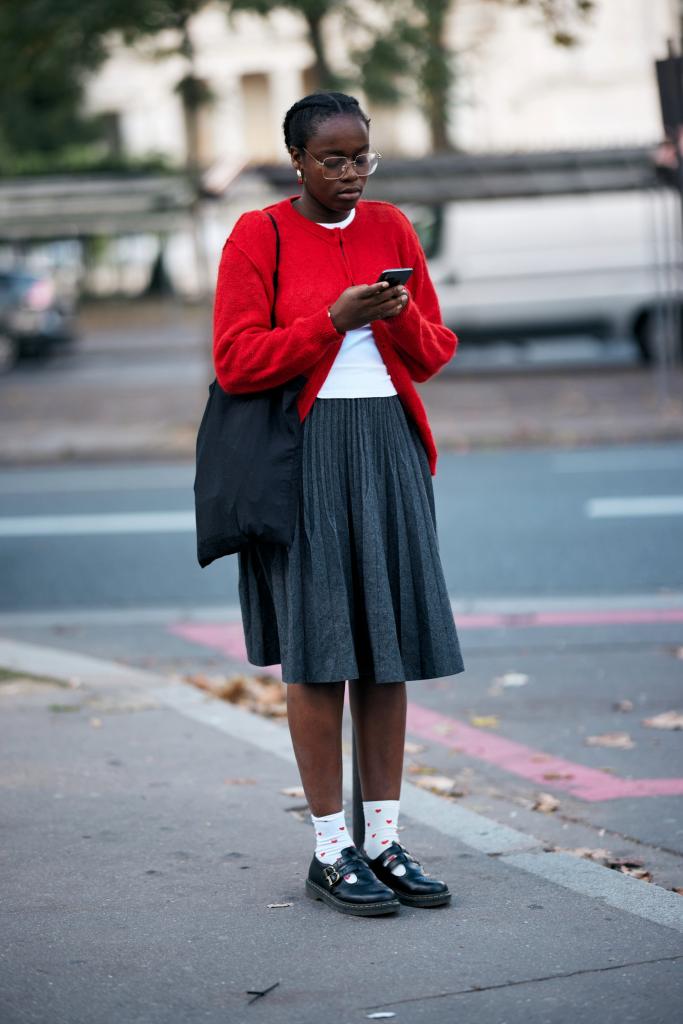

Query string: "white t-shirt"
[[315, 207, 397, 398]]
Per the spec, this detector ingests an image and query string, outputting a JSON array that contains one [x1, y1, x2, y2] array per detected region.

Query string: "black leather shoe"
[[363, 841, 451, 908], [306, 845, 401, 916]]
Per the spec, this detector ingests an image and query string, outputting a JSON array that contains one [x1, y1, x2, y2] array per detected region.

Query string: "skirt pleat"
[[237, 395, 465, 684]]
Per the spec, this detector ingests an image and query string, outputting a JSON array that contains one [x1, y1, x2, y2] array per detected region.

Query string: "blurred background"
[[0, 0, 682, 463]]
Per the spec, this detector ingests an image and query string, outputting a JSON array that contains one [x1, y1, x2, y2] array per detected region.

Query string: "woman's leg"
[[347, 678, 407, 799], [286, 680, 346, 816], [347, 677, 451, 905]]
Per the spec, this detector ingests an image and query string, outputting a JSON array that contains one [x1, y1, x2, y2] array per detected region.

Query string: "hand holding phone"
[[328, 268, 413, 332]]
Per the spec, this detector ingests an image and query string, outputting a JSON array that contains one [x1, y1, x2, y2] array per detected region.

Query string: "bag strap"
[[265, 211, 280, 329]]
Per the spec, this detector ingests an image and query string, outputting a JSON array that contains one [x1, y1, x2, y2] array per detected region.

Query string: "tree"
[[0, 0, 215, 174], [0, 1, 116, 172], [349, 0, 597, 151], [226, 0, 349, 90]]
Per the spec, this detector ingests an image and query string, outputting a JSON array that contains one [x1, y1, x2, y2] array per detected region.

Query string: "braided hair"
[[283, 91, 371, 152]]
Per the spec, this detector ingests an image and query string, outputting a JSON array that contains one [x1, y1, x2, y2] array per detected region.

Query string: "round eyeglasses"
[[302, 147, 382, 180]]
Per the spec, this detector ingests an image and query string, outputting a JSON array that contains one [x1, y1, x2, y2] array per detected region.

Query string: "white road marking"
[[586, 496, 683, 518], [3, 495, 682, 537], [0, 511, 195, 536]]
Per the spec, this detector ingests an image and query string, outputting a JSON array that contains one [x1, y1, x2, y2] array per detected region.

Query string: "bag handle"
[[265, 211, 280, 330]]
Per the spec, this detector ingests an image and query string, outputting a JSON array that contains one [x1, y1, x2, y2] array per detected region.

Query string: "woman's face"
[[291, 114, 370, 216]]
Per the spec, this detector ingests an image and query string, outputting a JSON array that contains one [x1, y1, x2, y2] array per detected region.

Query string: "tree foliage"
[[0, 0, 212, 173]]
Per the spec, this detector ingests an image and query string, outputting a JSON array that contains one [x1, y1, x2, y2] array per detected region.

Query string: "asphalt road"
[[0, 443, 682, 610]]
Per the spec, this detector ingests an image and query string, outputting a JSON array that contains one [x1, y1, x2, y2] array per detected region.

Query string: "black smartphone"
[[377, 267, 413, 287]]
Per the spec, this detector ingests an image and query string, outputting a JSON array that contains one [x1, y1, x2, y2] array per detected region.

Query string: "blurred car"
[[406, 190, 683, 364], [0, 269, 77, 363]]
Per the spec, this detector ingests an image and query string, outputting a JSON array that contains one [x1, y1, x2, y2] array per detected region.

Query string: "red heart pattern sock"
[[362, 799, 406, 874], [310, 808, 355, 874]]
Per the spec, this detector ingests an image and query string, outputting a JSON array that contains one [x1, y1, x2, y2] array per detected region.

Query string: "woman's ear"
[[289, 146, 303, 176]]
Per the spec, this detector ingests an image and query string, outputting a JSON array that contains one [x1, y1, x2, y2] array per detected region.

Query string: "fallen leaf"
[[499, 672, 529, 687], [585, 731, 635, 749], [185, 672, 214, 692], [266, 902, 292, 909], [608, 855, 645, 869], [413, 774, 464, 797], [559, 846, 613, 862], [406, 762, 438, 775], [223, 777, 257, 786], [470, 715, 499, 728], [548, 846, 654, 882], [542, 771, 575, 780], [620, 867, 652, 881], [185, 672, 287, 718], [280, 786, 306, 798], [285, 807, 309, 822], [642, 710, 683, 730], [531, 754, 553, 763], [613, 699, 634, 712], [533, 792, 560, 813]]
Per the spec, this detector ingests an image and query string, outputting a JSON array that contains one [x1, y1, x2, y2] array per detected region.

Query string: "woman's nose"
[[340, 161, 360, 183]]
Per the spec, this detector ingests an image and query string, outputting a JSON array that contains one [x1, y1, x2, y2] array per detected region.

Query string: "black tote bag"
[[194, 213, 306, 568]]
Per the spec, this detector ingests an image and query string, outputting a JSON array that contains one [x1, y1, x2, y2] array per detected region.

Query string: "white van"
[[409, 189, 682, 363]]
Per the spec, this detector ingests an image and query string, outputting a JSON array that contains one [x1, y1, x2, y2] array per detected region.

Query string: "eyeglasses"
[[302, 147, 382, 179]]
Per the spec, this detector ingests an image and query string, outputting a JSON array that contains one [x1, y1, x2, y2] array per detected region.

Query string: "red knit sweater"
[[212, 194, 459, 475]]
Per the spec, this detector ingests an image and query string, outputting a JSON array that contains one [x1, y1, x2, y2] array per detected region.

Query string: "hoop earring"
[[296, 169, 303, 185]]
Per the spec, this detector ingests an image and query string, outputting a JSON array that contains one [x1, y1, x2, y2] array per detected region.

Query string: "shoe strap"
[[379, 842, 422, 872], [322, 846, 364, 887]]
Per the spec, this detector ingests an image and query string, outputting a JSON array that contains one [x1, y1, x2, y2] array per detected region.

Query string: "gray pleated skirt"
[[237, 394, 465, 684]]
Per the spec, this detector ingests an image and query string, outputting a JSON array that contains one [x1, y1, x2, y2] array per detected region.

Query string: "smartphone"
[[377, 267, 413, 287]]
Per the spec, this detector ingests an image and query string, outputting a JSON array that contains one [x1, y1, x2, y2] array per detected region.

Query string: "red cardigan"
[[212, 194, 459, 475]]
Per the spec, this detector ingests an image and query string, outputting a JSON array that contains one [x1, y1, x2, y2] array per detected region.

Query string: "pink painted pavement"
[[169, 617, 683, 803]]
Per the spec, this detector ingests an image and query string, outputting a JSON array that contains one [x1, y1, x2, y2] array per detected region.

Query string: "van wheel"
[[0, 333, 18, 373], [634, 307, 683, 365], [634, 311, 655, 364]]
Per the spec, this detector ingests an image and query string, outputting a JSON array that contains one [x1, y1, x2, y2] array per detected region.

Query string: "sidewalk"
[[1, 638, 682, 1024], [2, 365, 682, 465], [1, 293, 682, 462]]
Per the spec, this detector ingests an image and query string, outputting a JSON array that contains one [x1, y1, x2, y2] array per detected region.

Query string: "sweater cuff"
[[316, 303, 345, 341]]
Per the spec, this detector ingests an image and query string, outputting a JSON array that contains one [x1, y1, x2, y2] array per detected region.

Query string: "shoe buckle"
[[323, 865, 340, 886], [383, 845, 421, 871]]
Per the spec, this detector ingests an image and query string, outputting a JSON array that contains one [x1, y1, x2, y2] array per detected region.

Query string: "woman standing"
[[213, 91, 465, 917]]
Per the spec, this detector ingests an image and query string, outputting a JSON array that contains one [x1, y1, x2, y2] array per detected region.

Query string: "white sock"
[[363, 799, 406, 875], [311, 808, 355, 866]]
